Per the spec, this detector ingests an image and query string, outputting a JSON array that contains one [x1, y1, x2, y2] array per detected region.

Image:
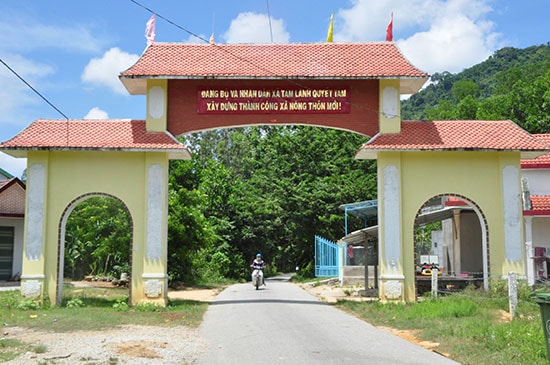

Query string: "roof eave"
[[119, 75, 430, 96], [0, 146, 191, 159], [355, 148, 550, 160], [399, 77, 429, 94]]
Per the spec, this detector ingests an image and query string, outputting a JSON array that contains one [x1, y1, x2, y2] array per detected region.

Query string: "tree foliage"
[[169, 126, 376, 282], [64, 196, 131, 280]]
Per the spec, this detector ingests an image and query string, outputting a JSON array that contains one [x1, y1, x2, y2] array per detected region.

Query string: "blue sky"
[[1, 0, 548, 178]]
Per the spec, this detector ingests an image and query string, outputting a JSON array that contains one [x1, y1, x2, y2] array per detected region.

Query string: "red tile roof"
[[524, 195, 550, 216], [120, 42, 429, 94], [521, 134, 550, 169], [355, 120, 550, 159], [0, 119, 191, 160]]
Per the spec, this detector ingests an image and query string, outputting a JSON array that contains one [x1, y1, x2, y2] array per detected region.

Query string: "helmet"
[[256, 253, 262, 258]]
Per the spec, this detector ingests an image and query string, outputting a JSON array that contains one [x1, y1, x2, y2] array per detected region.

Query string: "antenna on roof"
[[266, 0, 273, 43]]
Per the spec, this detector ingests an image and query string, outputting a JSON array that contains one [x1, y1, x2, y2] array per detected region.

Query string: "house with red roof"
[[0, 173, 25, 281], [522, 134, 550, 285]]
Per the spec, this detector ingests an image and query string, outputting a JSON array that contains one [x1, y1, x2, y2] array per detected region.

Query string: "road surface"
[[196, 275, 460, 364]]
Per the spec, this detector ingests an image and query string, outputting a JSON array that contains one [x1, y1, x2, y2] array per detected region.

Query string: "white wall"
[[533, 217, 550, 248], [523, 169, 550, 195]]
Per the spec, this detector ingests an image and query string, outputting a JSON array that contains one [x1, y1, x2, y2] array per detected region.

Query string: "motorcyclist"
[[250, 253, 266, 286]]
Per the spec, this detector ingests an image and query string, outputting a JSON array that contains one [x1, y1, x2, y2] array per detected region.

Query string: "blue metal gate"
[[315, 235, 338, 277]]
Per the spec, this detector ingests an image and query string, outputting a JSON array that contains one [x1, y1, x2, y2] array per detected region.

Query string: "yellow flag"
[[326, 13, 334, 42]]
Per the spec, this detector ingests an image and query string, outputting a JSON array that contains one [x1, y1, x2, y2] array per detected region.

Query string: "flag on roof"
[[145, 14, 156, 46], [385, 12, 393, 41], [326, 12, 334, 42]]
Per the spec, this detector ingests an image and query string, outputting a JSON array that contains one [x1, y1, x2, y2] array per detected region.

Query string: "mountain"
[[401, 43, 550, 133]]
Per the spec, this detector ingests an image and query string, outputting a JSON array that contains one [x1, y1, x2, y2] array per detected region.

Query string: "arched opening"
[[414, 194, 489, 296], [57, 193, 133, 304], [169, 125, 376, 285]]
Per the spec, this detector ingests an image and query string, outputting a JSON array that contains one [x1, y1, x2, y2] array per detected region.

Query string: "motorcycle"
[[251, 268, 264, 290]]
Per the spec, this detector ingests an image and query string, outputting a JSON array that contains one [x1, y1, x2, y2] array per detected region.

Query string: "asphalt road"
[[195, 276, 460, 364]]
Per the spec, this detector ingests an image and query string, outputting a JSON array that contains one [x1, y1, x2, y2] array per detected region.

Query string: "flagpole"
[[266, 0, 274, 43]]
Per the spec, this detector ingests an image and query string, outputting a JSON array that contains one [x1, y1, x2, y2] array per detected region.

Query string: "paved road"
[[196, 276, 460, 364]]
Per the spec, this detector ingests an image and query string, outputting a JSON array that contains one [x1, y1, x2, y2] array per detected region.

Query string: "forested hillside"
[[402, 43, 550, 133]]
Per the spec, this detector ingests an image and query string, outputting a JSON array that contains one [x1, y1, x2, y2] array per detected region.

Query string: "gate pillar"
[[136, 156, 170, 306], [20, 161, 48, 302], [376, 157, 411, 302]]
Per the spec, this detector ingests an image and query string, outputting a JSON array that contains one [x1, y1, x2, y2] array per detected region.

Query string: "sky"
[[0, 0, 548, 178]]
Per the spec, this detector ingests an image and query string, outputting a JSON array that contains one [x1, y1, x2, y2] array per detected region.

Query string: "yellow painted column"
[[139, 153, 170, 306], [20, 152, 49, 303], [146, 79, 168, 132], [379, 79, 401, 134]]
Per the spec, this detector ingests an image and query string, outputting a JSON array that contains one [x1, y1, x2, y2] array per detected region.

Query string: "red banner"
[[197, 87, 350, 114]]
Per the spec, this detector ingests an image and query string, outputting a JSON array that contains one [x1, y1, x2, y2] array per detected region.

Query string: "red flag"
[[385, 12, 393, 41], [145, 14, 156, 46]]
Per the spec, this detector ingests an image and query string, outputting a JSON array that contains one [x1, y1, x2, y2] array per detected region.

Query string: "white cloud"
[[335, 0, 503, 74], [84, 107, 109, 120], [223, 12, 290, 43], [81, 48, 139, 95]]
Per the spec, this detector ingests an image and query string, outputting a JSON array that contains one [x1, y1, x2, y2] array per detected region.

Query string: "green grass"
[[336, 286, 548, 365], [0, 286, 209, 332]]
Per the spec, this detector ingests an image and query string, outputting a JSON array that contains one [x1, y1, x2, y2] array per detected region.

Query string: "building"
[[0, 169, 25, 281]]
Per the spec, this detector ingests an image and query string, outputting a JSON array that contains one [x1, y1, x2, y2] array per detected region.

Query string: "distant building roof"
[[524, 195, 550, 216], [0, 167, 14, 180], [0, 119, 191, 160], [0, 177, 25, 217], [120, 42, 429, 95], [355, 120, 550, 159], [521, 134, 550, 168]]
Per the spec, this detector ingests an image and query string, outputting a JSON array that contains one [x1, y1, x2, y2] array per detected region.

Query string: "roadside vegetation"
[[336, 280, 548, 365]]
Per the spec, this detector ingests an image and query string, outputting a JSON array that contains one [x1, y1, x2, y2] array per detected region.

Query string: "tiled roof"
[[521, 134, 550, 168], [120, 42, 429, 94], [525, 195, 550, 216], [0, 119, 191, 160], [355, 120, 550, 159]]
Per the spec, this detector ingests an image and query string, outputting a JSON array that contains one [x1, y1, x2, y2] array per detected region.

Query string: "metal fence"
[[314, 235, 338, 277]]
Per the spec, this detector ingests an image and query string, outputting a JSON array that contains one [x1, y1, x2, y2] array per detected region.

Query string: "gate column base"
[[134, 273, 168, 307], [379, 275, 405, 302]]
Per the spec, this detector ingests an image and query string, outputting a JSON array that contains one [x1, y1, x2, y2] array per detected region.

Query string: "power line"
[[0, 57, 69, 120]]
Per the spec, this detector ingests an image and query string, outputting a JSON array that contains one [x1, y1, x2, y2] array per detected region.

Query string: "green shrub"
[[112, 299, 129, 312]]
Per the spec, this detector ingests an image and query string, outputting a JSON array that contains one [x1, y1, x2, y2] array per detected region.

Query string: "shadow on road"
[[210, 298, 328, 306]]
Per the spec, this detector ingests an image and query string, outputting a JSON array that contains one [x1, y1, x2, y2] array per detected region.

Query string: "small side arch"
[[413, 193, 490, 294], [56, 192, 134, 304]]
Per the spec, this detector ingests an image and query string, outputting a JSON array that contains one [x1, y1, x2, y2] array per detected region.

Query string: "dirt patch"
[[109, 340, 168, 359], [168, 287, 220, 302], [69, 281, 220, 302], [3, 325, 205, 364]]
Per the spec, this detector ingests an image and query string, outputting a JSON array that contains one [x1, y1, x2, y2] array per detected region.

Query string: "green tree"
[[64, 196, 131, 279]]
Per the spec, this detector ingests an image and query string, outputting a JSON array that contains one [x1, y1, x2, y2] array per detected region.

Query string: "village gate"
[[2, 42, 546, 305]]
